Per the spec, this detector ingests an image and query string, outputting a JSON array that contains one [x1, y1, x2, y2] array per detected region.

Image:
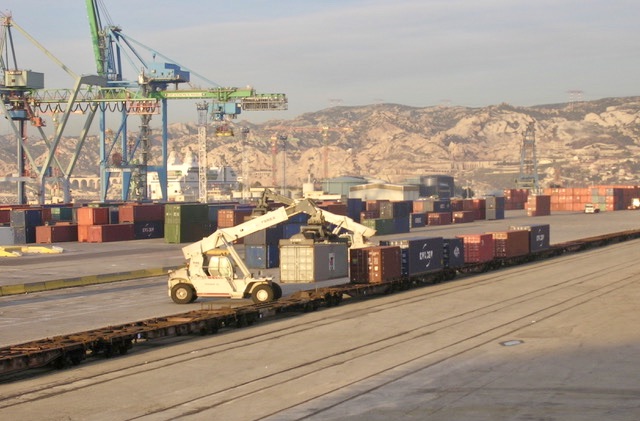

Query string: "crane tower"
[[516, 121, 540, 191]]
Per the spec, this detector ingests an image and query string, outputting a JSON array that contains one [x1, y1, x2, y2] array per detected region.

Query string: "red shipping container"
[[36, 225, 78, 243], [87, 224, 135, 242], [490, 230, 530, 258], [217, 209, 253, 228], [349, 245, 402, 284], [428, 212, 452, 225], [77, 207, 109, 225], [118, 204, 165, 223], [452, 211, 475, 223], [457, 233, 494, 263]]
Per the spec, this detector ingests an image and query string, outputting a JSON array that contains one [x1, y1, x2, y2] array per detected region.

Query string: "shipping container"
[[35, 224, 78, 243], [350, 245, 402, 284], [380, 237, 444, 276], [282, 222, 304, 239], [50, 206, 74, 221], [207, 203, 236, 226], [164, 203, 209, 225], [509, 224, 550, 252], [413, 199, 451, 213], [164, 222, 211, 244], [443, 238, 465, 269], [133, 221, 164, 239], [452, 211, 475, 224], [280, 239, 348, 283], [244, 225, 283, 246], [217, 208, 253, 228], [489, 230, 530, 258], [361, 218, 396, 236], [77, 207, 109, 226], [0, 226, 14, 245], [392, 216, 410, 234], [11, 226, 36, 244], [410, 213, 426, 228], [347, 198, 364, 222], [87, 224, 135, 243], [427, 212, 452, 226], [10, 209, 42, 227], [245, 244, 279, 269], [118, 204, 165, 223], [456, 233, 494, 263], [379, 200, 412, 219], [527, 195, 551, 216]]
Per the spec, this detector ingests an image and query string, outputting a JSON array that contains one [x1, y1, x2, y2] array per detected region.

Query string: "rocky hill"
[[2, 96, 640, 199]]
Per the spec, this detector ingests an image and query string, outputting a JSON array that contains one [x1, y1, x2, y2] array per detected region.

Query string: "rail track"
[[1, 228, 640, 379]]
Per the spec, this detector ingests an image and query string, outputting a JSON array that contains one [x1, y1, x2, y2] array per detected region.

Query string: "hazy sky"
[[2, 0, 639, 126]]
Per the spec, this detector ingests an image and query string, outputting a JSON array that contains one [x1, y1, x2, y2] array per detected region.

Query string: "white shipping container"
[[0, 226, 16, 245], [279, 240, 348, 283]]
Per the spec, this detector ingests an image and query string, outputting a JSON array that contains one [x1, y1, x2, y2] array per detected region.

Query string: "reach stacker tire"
[[171, 283, 195, 304], [251, 284, 274, 304]]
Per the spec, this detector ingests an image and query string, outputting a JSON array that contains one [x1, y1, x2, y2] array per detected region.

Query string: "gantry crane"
[[266, 125, 351, 180], [85, 0, 287, 202], [0, 13, 107, 204]]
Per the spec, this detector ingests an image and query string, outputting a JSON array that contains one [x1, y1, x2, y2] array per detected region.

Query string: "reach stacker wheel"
[[171, 283, 195, 304], [251, 284, 274, 304]]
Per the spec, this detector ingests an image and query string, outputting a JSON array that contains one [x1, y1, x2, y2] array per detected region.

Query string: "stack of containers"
[[49, 205, 74, 222], [9, 208, 42, 244], [485, 196, 505, 220], [489, 230, 530, 258], [349, 245, 402, 284], [527, 195, 551, 216], [456, 233, 494, 263], [119, 203, 165, 239], [379, 200, 412, 234], [77, 206, 118, 242], [279, 237, 348, 283], [509, 224, 550, 253], [379, 237, 444, 278], [503, 189, 529, 210], [472, 199, 486, 220], [164, 203, 210, 243], [443, 238, 465, 269]]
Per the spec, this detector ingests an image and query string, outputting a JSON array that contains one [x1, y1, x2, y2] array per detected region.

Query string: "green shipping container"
[[362, 218, 396, 236], [164, 204, 209, 225], [164, 222, 211, 243]]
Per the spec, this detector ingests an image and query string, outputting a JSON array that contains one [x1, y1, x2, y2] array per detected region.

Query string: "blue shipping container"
[[443, 238, 465, 269], [245, 244, 279, 269], [410, 213, 426, 228]]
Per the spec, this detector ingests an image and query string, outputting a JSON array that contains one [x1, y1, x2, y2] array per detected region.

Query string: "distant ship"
[[147, 148, 239, 201]]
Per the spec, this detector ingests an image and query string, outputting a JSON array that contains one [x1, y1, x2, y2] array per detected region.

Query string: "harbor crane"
[[85, 0, 287, 202]]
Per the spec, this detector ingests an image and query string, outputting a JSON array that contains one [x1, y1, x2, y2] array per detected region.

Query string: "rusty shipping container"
[[35, 225, 78, 243], [217, 208, 253, 228], [456, 233, 494, 263], [489, 230, 530, 258], [350, 245, 402, 284]]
